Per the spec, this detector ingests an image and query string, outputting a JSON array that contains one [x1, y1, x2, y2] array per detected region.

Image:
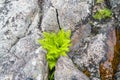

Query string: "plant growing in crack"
[[93, 8, 112, 20], [38, 29, 71, 80]]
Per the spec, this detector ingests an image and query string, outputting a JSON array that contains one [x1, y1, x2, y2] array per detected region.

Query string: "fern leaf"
[[38, 29, 71, 80]]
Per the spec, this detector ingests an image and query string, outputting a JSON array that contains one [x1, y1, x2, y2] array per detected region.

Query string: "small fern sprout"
[[38, 29, 71, 80]]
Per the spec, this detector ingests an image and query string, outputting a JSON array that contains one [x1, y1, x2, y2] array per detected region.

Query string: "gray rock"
[[112, 5, 120, 22], [72, 33, 107, 79], [110, 0, 120, 7], [52, 0, 92, 30], [0, 74, 13, 80], [69, 24, 91, 57], [0, 47, 48, 80], [0, 0, 47, 79], [0, 28, 18, 58], [22, 47, 48, 80], [73, 33, 106, 66], [41, 7, 59, 32], [10, 34, 39, 61], [0, 0, 38, 37], [0, 0, 40, 58], [42, 0, 93, 31], [1, 0, 120, 79], [55, 56, 90, 80]]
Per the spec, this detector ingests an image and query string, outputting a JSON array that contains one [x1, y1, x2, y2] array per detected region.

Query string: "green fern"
[[38, 29, 71, 80]]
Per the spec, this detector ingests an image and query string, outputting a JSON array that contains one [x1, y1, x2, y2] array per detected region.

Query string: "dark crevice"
[[8, 38, 20, 59], [25, 20, 33, 35], [38, 0, 44, 31], [56, 9, 61, 30], [104, 0, 112, 9], [2, 16, 11, 29], [38, 15, 43, 31]]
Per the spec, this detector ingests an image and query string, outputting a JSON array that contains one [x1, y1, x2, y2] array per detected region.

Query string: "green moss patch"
[[93, 8, 112, 20]]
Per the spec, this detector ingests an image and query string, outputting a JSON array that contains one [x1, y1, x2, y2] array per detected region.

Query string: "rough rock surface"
[[42, 0, 93, 31], [55, 56, 90, 80], [0, 0, 120, 80], [0, 0, 47, 79], [110, 0, 120, 7], [41, 7, 59, 32]]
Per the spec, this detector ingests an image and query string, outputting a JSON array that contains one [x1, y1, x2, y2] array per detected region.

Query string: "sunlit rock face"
[[0, 0, 47, 79], [0, 0, 120, 80], [55, 56, 90, 80]]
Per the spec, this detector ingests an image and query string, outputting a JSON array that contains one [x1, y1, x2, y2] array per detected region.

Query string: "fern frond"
[[38, 29, 71, 80]]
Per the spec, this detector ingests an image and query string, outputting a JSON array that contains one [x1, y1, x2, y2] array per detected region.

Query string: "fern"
[[38, 29, 71, 80]]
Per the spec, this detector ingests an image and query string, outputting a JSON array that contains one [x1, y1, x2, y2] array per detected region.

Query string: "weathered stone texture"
[[55, 56, 90, 80]]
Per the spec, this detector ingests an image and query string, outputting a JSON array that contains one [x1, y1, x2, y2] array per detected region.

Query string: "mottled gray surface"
[[22, 47, 48, 80], [0, 0, 93, 79], [42, 0, 93, 31], [41, 7, 59, 32], [55, 56, 90, 80], [72, 33, 107, 80], [0, 0, 45, 79], [0, 0, 120, 80], [51, 0, 92, 30], [110, 0, 120, 7]]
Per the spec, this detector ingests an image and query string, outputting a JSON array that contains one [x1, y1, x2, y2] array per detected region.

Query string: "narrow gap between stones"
[[104, 0, 111, 9], [38, 0, 44, 31], [55, 9, 61, 30]]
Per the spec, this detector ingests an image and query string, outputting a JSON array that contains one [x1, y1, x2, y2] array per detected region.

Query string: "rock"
[[10, 34, 39, 60], [71, 21, 118, 80], [0, 28, 18, 58], [72, 25, 112, 79], [110, 0, 120, 7], [0, 0, 38, 37], [55, 56, 90, 80], [10, 47, 48, 80], [41, 7, 59, 32], [22, 47, 48, 80], [0, 0, 46, 79], [73, 33, 106, 65], [110, 0, 120, 24], [0, 0, 120, 79], [0, 0, 40, 60], [42, 0, 93, 31], [0, 74, 13, 80], [69, 24, 91, 57], [51, 0, 92, 30], [112, 5, 120, 22]]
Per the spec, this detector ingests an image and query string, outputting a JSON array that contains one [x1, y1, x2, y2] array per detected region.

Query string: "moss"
[[93, 8, 112, 20]]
